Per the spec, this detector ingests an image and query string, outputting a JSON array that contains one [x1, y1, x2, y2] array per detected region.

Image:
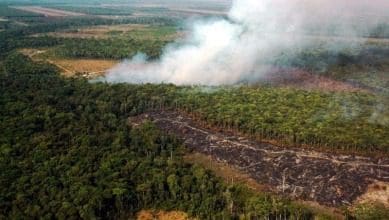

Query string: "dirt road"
[[130, 111, 389, 207]]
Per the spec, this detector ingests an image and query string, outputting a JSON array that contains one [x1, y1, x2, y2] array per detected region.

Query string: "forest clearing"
[[130, 111, 389, 207]]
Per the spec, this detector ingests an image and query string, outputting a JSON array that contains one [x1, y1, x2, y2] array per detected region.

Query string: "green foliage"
[[38, 25, 178, 60], [353, 203, 389, 220], [53, 37, 169, 60], [0, 16, 177, 57], [173, 86, 389, 152], [0, 54, 316, 219], [3, 52, 58, 75], [275, 44, 389, 73]]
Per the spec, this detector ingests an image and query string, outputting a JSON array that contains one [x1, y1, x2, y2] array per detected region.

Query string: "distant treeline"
[[0, 16, 178, 58], [53, 37, 169, 60]]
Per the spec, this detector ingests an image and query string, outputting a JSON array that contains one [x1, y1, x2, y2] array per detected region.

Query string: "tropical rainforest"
[[1, 53, 321, 219], [0, 1, 388, 219]]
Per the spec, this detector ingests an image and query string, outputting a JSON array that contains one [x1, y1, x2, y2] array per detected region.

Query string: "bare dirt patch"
[[52, 59, 118, 78], [12, 6, 85, 17], [19, 48, 117, 78], [19, 48, 119, 78], [356, 181, 389, 207], [130, 111, 389, 207], [185, 153, 268, 192], [137, 210, 191, 220], [19, 48, 46, 58]]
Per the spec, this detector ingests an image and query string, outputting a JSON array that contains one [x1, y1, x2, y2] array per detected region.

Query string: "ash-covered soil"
[[130, 111, 389, 207]]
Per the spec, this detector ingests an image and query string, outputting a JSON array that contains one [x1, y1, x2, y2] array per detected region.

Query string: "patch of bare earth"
[[52, 59, 118, 78], [137, 210, 191, 220], [11, 6, 85, 17], [19, 48, 46, 58], [130, 111, 389, 207], [19, 48, 117, 78], [185, 153, 268, 192], [355, 181, 389, 207]]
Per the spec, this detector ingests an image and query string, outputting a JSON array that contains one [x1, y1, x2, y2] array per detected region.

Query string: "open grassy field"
[[46, 5, 135, 16], [19, 48, 117, 77], [11, 6, 85, 17], [45, 1, 230, 18], [34, 24, 150, 39], [51, 58, 117, 77], [35, 24, 180, 40]]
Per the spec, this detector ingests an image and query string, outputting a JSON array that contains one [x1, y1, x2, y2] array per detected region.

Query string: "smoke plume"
[[105, 0, 388, 85]]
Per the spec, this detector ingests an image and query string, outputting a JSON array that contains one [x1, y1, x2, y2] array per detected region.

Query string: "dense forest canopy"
[[0, 53, 323, 219], [173, 86, 389, 153], [0, 2, 388, 218], [1, 52, 388, 219]]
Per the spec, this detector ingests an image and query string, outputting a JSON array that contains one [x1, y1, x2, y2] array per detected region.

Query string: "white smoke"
[[105, 0, 389, 85]]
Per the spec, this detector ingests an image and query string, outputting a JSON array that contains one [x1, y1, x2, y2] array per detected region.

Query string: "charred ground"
[[130, 111, 389, 207]]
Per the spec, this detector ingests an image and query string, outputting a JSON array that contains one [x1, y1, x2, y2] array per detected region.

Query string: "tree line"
[[171, 87, 388, 153], [52, 37, 168, 60], [0, 15, 178, 58]]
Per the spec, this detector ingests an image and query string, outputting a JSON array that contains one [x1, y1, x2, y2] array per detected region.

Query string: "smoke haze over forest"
[[104, 0, 389, 85]]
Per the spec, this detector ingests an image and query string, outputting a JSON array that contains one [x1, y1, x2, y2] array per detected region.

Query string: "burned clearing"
[[130, 111, 389, 207], [259, 68, 367, 92]]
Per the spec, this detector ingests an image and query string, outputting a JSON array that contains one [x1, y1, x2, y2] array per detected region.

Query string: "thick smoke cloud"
[[105, 0, 388, 85]]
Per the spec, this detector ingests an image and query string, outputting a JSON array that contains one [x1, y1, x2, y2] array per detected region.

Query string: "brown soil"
[[19, 48, 117, 78], [12, 6, 85, 17], [185, 153, 268, 192], [355, 181, 389, 207], [130, 111, 389, 207], [19, 48, 46, 58], [51, 59, 118, 78], [137, 210, 191, 220]]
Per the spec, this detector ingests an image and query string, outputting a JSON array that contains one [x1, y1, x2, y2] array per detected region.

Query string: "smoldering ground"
[[105, 0, 389, 85]]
